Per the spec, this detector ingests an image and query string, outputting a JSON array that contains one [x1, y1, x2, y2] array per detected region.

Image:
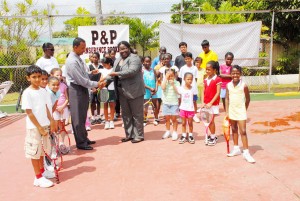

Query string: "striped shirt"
[[162, 80, 180, 105]]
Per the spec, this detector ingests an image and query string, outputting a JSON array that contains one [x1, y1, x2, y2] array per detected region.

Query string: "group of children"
[[22, 41, 255, 188], [141, 41, 255, 163]]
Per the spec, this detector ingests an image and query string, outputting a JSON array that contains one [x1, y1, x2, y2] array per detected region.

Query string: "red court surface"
[[0, 99, 299, 201]]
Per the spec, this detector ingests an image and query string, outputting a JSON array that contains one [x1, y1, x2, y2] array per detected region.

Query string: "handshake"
[[97, 80, 107, 89]]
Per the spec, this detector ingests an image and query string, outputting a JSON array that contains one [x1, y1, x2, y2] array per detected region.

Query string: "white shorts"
[[53, 108, 69, 121], [211, 105, 219, 115], [220, 88, 227, 98], [25, 127, 50, 159]]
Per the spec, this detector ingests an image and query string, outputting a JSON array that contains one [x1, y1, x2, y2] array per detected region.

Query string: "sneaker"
[[104, 122, 110, 130], [96, 118, 102, 124], [179, 136, 186, 144], [227, 148, 242, 157], [86, 126, 91, 131], [243, 152, 256, 163], [143, 120, 147, 127], [208, 136, 218, 146], [204, 135, 210, 145], [44, 158, 54, 172], [188, 136, 195, 144], [162, 131, 171, 139], [172, 131, 178, 141], [193, 116, 200, 123], [109, 121, 114, 129], [122, 123, 124, 128], [153, 120, 158, 126], [90, 119, 97, 125], [42, 170, 55, 179], [33, 177, 54, 188]]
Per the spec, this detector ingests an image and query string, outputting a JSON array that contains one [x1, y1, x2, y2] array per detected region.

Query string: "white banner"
[[159, 22, 262, 66], [78, 25, 129, 58]]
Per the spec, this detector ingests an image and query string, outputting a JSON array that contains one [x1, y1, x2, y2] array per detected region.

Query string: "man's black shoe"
[[77, 145, 93, 150], [87, 140, 96, 145]]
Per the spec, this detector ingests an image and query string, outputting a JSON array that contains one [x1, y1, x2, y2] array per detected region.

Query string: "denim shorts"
[[162, 104, 179, 116], [193, 95, 198, 101], [220, 88, 226, 98]]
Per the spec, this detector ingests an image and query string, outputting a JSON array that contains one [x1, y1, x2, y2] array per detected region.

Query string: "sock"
[[243, 149, 249, 154], [234, 145, 240, 150], [210, 134, 216, 139], [40, 168, 45, 174], [182, 133, 187, 137], [91, 116, 95, 120], [36, 173, 42, 179], [188, 133, 193, 137]]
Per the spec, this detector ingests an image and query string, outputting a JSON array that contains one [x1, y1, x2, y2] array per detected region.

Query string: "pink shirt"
[[57, 82, 68, 106], [220, 64, 232, 89]]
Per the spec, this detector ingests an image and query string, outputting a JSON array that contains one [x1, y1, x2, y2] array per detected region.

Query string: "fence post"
[[48, 4, 52, 42], [268, 11, 275, 92], [180, 0, 183, 42]]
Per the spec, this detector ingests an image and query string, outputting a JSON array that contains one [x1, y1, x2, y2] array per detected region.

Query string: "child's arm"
[[201, 85, 205, 108], [52, 100, 58, 113], [206, 83, 221, 108], [244, 84, 250, 110], [56, 90, 69, 113], [26, 109, 48, 136], [46, 105, 57, 133], [225, 86, 229, 116], [171, 81, 180, 95]]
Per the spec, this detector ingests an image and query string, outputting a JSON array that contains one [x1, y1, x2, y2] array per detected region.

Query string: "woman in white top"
[[36, 43, 59, 74]]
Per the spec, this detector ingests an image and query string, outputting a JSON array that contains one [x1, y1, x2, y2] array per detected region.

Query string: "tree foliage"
[[0, 0, 53, 65], [53, 7, 96, 38]]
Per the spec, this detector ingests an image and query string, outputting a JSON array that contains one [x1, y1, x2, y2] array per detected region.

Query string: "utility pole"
[[95, 0, 103, 25]]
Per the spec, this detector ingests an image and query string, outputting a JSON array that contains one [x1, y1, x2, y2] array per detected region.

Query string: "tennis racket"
[[41, 133, 62, 184], [58, 111, 71, 155], [222, 116, 231, 154], [98, 88, 109, 103], [199, 107, 214, 145]]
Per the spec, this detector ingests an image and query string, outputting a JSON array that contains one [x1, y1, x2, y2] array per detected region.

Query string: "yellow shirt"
[[198, 50, 218, 69]]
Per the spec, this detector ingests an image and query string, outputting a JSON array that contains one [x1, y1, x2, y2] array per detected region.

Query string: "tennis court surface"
[[0, 99, 299, 201]]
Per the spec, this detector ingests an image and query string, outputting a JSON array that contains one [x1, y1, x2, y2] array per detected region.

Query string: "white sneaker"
[[86, 126, 91, 131], [243, 152, 256, 163], [177, 117, 182, 123], [172, 131, 178, 141], [153, 120, 158, 126], [109, 121, 114, 129], [44, 159, 54, 172], [104, 122, 110, 130], [162, 131, 171, 139], [193, 116, 200, 123], [227, 148, 242, 157], [42, 170, 55, 179], [33, 177, 54, 188]]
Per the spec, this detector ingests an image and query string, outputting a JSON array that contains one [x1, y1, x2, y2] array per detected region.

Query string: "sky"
[[8, 0, 181, 34]]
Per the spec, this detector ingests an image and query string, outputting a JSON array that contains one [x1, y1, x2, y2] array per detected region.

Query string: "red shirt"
[[204, 75, 222, 105]]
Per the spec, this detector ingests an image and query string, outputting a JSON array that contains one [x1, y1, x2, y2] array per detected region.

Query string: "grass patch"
[[249, 83, 299, 93], [0, 92, 19, 105]]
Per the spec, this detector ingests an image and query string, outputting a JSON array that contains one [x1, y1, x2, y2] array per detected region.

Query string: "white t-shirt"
[[177, 86, 194, 111], [99, 68, 114, 90], [179, 65, 198, 95], [159, 66, 179, 81], [36, 57, 59, 74], [22, 87, 51, 129]]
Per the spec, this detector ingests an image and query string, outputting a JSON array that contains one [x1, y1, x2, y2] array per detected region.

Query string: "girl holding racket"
[[201, 61, 222, 146], [99, 57, 116, 129], [225, 65, 255, 163]]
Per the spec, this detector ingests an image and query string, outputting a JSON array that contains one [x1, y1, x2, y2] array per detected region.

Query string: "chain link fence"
[[0, 1, 299, 100]]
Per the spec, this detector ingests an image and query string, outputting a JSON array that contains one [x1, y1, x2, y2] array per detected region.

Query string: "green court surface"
[[1, 92, 299, 114]]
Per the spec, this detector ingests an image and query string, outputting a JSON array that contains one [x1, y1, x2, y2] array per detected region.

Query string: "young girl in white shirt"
[[175, 72, 195, 144]]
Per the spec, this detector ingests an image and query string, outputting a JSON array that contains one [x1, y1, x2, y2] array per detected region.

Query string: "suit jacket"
[[107, 53, 145, 100]]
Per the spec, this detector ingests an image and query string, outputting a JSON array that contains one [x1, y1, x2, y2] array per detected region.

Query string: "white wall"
[[242, 74, 299, 86]]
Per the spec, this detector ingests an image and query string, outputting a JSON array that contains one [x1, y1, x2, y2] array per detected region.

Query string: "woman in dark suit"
[[103, 41, 145, 143]]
